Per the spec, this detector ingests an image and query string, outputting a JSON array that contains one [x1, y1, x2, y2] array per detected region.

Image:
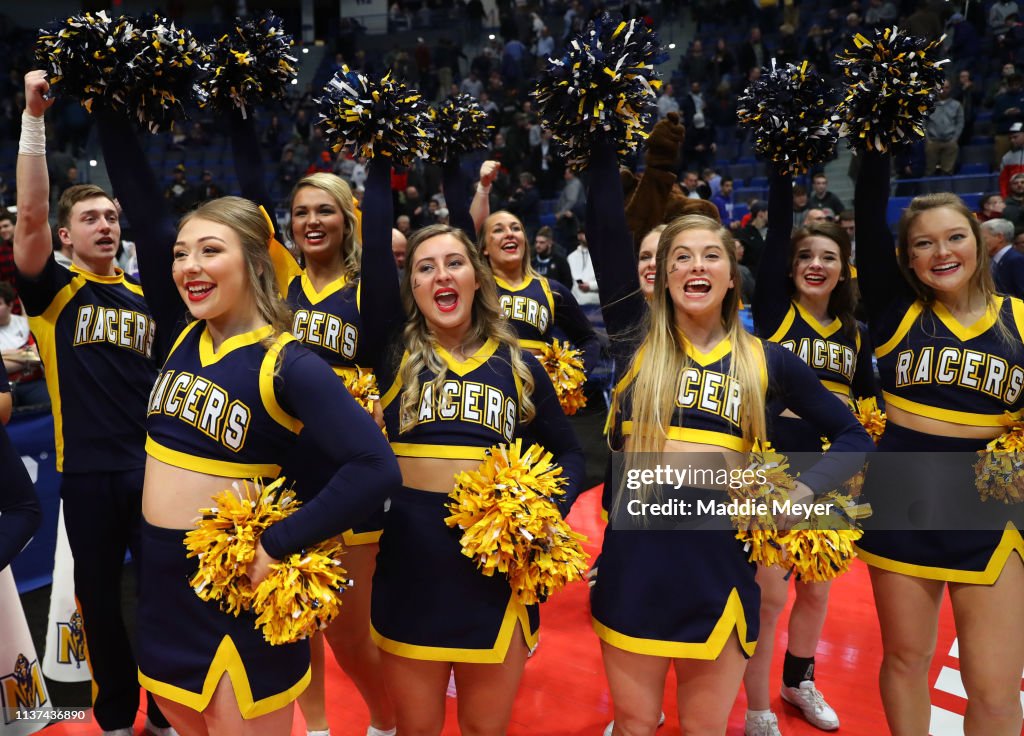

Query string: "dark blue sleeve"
[[228, 110, 281, 241], [443, 158, 477, 239], [357, 158, 405, 361], [851, 323, 879, 400], [95, 107, 185, 361], [584, 141, 647, 341], [14, 256, 71, 317], [854, 152, 914, 328], [0, 423, 41, 570], [259, 347, 401, 558], [519, 353, 587, 514], [765, 342, 874, 492], [753, 170, 794, 337], [549, 280, 601, 377]]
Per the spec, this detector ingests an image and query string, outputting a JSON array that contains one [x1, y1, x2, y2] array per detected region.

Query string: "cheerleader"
[[743, 169, 879, 736], [855, 150, 1024, 735], [370, 223, 586, 734], [584, 139, 873, 736], [447, 161, 601, 377], [136, 192, 399, 735], [228, 113, 402, 736]]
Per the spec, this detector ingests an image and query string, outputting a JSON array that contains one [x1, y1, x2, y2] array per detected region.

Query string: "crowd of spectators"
[[3, 0, 1024, 373]]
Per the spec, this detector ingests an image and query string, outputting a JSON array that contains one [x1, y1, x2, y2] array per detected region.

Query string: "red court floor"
[[44, 486, 1014, 736]]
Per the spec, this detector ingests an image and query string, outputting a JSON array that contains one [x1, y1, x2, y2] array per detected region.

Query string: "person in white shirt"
[[567, 230, 600, 309]]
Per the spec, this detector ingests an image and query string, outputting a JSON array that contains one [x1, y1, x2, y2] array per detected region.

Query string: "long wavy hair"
[[621, 215, 767, 503], [178, 197, 292, 349], [289, 173, 362, 281], [788, 221, 859, 343], [398, 224, 536, 433]]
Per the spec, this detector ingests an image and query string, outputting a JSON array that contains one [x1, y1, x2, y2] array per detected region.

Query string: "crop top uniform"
[[96, 110, 401, 716], [592, 336, 871, 659], [369, 338, 587, 663], [754, 170, 878, 453], [230, 114, 405, 542], [852, 151, 1024, 582]]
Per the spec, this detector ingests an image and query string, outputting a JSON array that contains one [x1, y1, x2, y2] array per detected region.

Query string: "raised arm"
[[13, 72, 56, 279], [851, 323, 879, 400], [854, 151, 912, 326], [259, 348, 401, 559], [95, 106, 185, 357], [469, 160, 499, 235], [356, 157, 404, 360], [585, 140, 647, 340], [753, 170, 795, 337], [226, 110, 302, 297], [442, 157, 477, 238]]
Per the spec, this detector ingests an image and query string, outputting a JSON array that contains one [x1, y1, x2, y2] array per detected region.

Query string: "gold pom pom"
[[783, 492, 867, 582], [185, 478, 295, 616], [539, 339, 587, 415], [974, 412, 1024, 504], [445, 439, 590, 604], [184, 477, 351, 644], [854, 397, 887, 443], [251, 537, 352, 645], [731, 441, 797, 567]]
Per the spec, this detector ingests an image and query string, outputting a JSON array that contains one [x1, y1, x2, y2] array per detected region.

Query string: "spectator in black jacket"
[[531, 226, 573, 287], [505, 171, 541, 242]]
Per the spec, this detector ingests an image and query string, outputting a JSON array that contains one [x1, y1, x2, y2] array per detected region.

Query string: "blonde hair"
[[398, 224, 536, 432], [620, 215, 766, 502], [479, 210, 541, 279], [289, 173, 361, 281], [179, 197, 292, 348]]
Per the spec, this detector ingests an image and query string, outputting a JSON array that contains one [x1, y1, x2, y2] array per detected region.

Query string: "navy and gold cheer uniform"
[[370, 339, 585, 663], [590, 338, 872, 660], [854, 151, 1024, 582], [17, 257, 156, 472], [137, 321, 399, 717], [0, 360, 41, 570], [754, 170, 878, 453], [16, 249, 161, 730]]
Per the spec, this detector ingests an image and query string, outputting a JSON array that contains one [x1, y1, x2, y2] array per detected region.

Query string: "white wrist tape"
[[19, 112, 45, 156], [476, 182, 491, 196]]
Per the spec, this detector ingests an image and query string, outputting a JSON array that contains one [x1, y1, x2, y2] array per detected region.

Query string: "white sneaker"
[[602, 711, 666, 735], [366, 728, 396, 736], [144, 720, 180, 736], [103, 730, 132, 736], [780, 681, 839, 730], [745, 711, 782, 736]]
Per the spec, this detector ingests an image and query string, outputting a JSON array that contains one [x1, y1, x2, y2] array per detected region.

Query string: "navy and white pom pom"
[[130, 13, 210, 132], [35, 11, 140, 114], [833, 27, 948, 152], [428, 94, 493, 161], [737, 60, 838, 175], [532, 14, 666, 170], [197, 12, 298, 116], [315, 67, 432, 165]]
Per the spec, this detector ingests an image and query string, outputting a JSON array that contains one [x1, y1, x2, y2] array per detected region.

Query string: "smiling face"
[[637, 228, 660, 298], [290, 185, 348, 263], [410, 234, 480, 343], [792, 235, 843, 301], [172, 218, 253, 325], [481, 211, 528, 276], [664, 228, 734, 324], [904, 206, 978, 301]]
